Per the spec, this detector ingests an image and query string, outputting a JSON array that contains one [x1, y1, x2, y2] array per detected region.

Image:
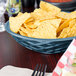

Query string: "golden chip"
[[34, 19, 61, 29], [31, 8, 55, 21], [17, 12, 23, 17], [69, 24, 76, 37], [23, 23, 28, 28], [58, 23, 76, 38], [68, 11, 76, 19], [69, 19, 76, 28], [48, 19, 61, 29], [32, 20, 56, 39], [56, 11, 76, 19], [56, 12, 69, 19], [58, 27, 70, 38], [34, 20, 40, 26], [60, 19, 66, 25], [26, 21, 38, 29], [20, 27, 34, 37], [25, 17, 34, 24], [9, 13, 32, 33], [57, 19, 73, 33], [27, 24, 37, 29], [40, 1, 61, 15], [19, 30, 27, 36]]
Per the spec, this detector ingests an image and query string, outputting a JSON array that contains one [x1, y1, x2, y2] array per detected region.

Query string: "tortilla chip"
[[32, 20, 56, 39], [70, 24, 76, 37], [26, 21, 38, 29], [67, 24, 76, 37], [60, 19, 66, 25], [9, 13, 31, 33], [68, 11, 76, 19], [48, 19, 61, 29], [20, 27, 34, 37], [25, 17, 34, 24], [58, 23, 76, 38], [34, 20, 41, 26], [19, 30, 27, 36], [31, 9, 55, 21], [56, 12, 69, 19], [58, 27, 70, 38], [27, 24, 38, 29], [40, 1, 61, 15], [57, 19, 73, 33], [17, 12, 23, 17], [69, 19, 76, 28]]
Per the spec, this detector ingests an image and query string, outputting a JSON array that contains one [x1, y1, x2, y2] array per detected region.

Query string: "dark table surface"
[[0, 8, 63, 73]]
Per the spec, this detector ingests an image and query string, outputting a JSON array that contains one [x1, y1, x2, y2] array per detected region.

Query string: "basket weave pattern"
[[5, 21, 74, 54]]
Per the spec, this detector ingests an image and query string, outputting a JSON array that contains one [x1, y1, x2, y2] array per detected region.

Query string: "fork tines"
[[32, 64, 47, 76]]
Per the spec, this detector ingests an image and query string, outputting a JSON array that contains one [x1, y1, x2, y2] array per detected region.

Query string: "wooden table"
[[0, 8, 63, 73]]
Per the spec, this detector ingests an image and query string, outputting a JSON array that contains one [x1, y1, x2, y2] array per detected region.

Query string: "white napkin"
[[0, 65, 52, 76]]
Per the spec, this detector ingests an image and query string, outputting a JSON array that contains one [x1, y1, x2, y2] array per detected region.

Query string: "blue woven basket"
[[5, 21, 76, 54]]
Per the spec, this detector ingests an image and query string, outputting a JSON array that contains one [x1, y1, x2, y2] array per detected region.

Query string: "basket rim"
[[43, 0, 76, 4], [42, 0, 76, 11], [5, 21, 76, 41]]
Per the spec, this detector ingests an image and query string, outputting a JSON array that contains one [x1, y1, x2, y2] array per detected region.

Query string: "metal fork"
[[32, 64, 47, 76]]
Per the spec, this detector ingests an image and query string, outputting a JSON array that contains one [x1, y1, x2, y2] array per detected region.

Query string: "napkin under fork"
[[0, 65, 52, 76]]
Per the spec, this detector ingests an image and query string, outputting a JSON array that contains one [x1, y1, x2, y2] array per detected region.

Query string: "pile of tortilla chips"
[[9, 1, 76, 39]]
